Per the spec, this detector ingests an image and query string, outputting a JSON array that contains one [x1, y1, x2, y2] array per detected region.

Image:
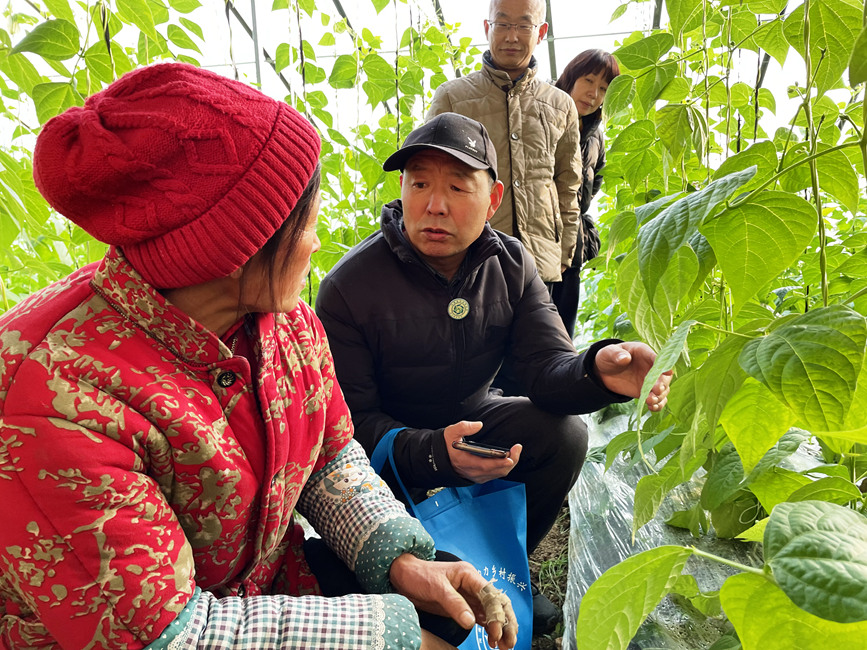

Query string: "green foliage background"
[[1, 0, 866, 647]]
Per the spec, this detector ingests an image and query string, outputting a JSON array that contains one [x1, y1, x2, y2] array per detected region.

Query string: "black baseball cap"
[[382, 112, 498, 182]]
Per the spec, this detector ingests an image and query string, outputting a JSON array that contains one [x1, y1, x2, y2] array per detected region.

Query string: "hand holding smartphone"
[[451, 437, 510, 459]]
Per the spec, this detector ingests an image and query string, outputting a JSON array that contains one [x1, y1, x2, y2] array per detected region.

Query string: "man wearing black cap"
[[316, 112, 671, 635]]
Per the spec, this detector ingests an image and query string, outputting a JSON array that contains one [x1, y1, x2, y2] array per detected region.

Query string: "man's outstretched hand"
[[593, 341, 672, 411]]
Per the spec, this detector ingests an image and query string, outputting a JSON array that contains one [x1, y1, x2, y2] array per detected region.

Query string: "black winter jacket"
[[573, 109, 606, 268], [316, 201, 627, 487]]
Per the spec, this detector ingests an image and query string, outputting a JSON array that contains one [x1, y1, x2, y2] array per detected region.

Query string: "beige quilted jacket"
[[427, 56, 583, 282]]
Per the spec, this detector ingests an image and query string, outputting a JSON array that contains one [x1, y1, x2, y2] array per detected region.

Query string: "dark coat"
[[316, 201, 626, 487], [573, 109, 606, 267]]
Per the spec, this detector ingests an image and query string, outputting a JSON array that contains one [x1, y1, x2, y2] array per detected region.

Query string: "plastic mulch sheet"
[[563, 410, 766, 650]]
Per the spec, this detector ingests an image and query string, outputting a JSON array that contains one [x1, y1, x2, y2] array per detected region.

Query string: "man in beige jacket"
[[427, 0, 582, 287]]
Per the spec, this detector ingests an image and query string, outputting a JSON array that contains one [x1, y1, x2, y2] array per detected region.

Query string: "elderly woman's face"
[[241, 195, 321, 314]]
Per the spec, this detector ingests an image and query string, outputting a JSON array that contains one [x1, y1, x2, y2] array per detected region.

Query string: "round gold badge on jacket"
[[448, 298, 470, 320]]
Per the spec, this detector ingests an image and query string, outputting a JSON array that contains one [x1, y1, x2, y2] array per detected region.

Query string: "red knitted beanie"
[[33, 62, 321, 289]]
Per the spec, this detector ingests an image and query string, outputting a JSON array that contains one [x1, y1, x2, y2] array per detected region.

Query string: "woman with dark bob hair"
[[0, 63, 515, 650], [550, 49, 620, 337]]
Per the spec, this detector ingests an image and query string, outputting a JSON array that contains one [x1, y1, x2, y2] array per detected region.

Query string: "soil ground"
[[528, 504, 570, 650]]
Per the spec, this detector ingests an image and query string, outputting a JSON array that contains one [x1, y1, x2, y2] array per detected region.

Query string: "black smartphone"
[[451, 438, 510, 458]]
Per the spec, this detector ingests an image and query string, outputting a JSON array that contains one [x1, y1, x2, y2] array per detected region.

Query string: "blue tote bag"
[[370, 428, 533, 650]]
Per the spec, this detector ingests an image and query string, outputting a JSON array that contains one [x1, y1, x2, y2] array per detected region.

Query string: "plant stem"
[[689, 547, 770, 578], [698, 322, 755, 339], [802, 0, 829, 307]]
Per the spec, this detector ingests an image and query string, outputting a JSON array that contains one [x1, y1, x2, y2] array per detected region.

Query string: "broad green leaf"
[[637, 167, 755, 303], [666, 0, 703, 37], [765, 501, 867, 623], [783, 0, 863, 95], [319, 32, 336, 47], [166, 24, 200, 54], [721, 378, 796, 473], [635, 448, 707, 534], [748, 18, 790, 67], [722, 0, 786, 12], [398, 67, 423, 96], [641, 319, 697, 413], [116, 0, 159, 43], [620, 148, 662, 190], [669, 574, 721, 617], [787, 476, 863, 506], [178, 19, 202, 40], [275, 43, 291, 73], [304, 63, 326, 85], [606, 209, 637, 260], [721, 572, 867, 649], [169, 0, 201, 12], [327, 127, 351, 147], [604, 73, 635, 117], [11, 19, 80, 60], [851, 25, 867, 85], [329, 54, 359, 89], [711, 490, 760, 538], [147, 0, 169, 26], [84, 43, 114, 84], [728, 8, 759, 46], [680, 395, 709, 477], [635, 62, 677, 113], [746, 429, 812, 484], [779, 142, 861, 213], [658, 77, 690, 103], [739, 305, 867, 432], [657, 103, 705, 161], [701, 443, 745, 511], [0, 52, 44, 95], [750, 467, 812, 511], [712, 141, 778, 193], [701, 191, 816, 315], [737, 517, 769, 543], [371, 0, 389, 13], [614, 33, 675, 69], [695, 334, 750, 435], [32, 81, 83, 124], [576, 545, 693, 650], [42, 0, 76, 23], [616, 250, 671, 350], [666, 503, 709, 537], [609, 120, 656, 154], [362, 53, 395, 82]]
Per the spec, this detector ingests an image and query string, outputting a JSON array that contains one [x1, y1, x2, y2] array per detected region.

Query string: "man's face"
[[485, 0, 547, 79], [400, 150, 503, 279]]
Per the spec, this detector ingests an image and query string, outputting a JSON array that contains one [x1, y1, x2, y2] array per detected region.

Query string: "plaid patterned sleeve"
[[297, 439, 436, 593], [149, 587, 421, 650]]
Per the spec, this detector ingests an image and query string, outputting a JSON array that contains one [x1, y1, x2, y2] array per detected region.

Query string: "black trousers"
[[549, 265, 582, 339], [380, 393, 588, 555], [303, 537, 470, 646]]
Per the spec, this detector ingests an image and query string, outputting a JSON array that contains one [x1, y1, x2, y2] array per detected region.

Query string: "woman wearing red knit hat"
[[0, 63, 516, 650]]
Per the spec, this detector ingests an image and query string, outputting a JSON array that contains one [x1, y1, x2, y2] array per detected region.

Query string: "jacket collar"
[[379, 199, 503, 284], [90, 246, 269, 366], [580, 109, 604, 144], [482, 50, 538, 91]]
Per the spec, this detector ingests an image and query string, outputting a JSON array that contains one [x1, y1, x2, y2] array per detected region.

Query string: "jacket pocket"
[[549, 184, 562, 243]]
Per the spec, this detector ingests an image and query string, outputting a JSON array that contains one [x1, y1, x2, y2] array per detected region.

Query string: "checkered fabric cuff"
[[152, 589, 420, 650], [298, 438, 435, 591]]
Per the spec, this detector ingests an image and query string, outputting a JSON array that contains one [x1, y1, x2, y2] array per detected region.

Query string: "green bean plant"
[[573, 0, 867, 647], [1, 0, 866, 647]]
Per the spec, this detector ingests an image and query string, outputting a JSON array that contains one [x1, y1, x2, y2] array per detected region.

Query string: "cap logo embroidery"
[[467, 137, 477, 151]]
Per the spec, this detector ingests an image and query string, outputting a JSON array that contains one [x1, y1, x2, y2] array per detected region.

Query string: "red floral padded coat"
[[0, 247, 433, 649]]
